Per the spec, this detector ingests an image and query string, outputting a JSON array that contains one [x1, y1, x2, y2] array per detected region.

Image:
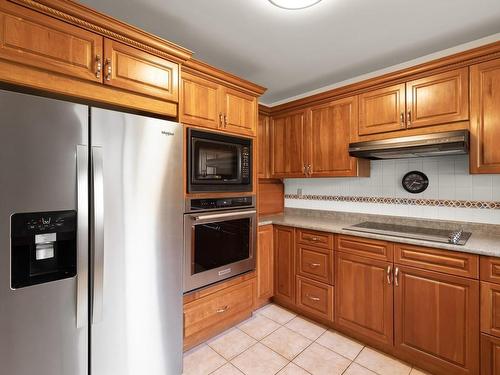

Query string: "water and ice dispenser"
[[11, 210, 77, 288]]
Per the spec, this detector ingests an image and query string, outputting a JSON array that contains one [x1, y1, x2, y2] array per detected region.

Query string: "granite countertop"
[[259, 208, 500, 257]]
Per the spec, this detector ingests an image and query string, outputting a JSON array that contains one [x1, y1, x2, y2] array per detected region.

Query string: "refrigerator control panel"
[[10, 210, 77, 289]]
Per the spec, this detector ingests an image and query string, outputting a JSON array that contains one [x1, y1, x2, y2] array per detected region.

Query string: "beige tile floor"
[[183, 303, 432, 375]]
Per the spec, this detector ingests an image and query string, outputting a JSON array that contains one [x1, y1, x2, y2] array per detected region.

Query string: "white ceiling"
[[79, 0, 500, 104]]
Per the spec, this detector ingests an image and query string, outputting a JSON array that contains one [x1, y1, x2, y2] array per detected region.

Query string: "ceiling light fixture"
[[269, 0, 322, 10]]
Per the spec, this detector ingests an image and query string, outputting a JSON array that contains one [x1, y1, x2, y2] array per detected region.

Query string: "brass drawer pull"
[[216, 305, 229, 313], [394, 267, 400, 287], [386, 265, 392, 285], [305, 236, 321, 242], [306, 294, 320, 301], [308, 262, 321, 268]]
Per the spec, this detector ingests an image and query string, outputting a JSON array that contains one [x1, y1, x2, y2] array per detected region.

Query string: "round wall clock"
[[402, 171, 429, 194]]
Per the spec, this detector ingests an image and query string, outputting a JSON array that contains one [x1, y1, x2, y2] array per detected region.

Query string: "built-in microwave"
[[187, 129, 252, 193]]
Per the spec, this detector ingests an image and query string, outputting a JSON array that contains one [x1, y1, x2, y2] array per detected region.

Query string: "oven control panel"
[[187, 196, 255, 212]]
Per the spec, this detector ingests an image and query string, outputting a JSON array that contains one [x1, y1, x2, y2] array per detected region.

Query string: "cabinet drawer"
[[184, 279, 254, 344], [395, 243, 479, 278], [481, 282, 500, 338], [481, 257, 500, 283], [296, 276, 334, 322], [296, 244, 333, 285], [336, 235, 393, 261], [297, 229, 334, 250]]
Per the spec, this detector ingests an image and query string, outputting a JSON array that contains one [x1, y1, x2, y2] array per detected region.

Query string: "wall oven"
[[184, 196, 256, 292], [187, 129, 252, 193]]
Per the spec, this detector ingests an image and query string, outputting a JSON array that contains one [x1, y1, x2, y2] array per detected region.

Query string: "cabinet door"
[[308, 96, 362, 177], [296, 276, 334, 322], [181, 72, 221, 129], [270, 111, 306, 178], [335, 252, 393, 349], [221, 86, 257, 136], [481, 282, 500, 338], [257, 225, 274, 307], [470, 58, 500, 173], [358, 83, 406, 135], [394, 266, 479, 375], [258, 113, 270, 178], [0, 1, 102, 82], [274, 226, 295, 305], [482, 334, 500, 375], [406, 68, 469, 129], [103, 39, 179, 102]]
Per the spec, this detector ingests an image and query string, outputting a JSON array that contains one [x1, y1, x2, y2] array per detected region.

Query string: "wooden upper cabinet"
[[335, 252, 394, 349], [256, 225, 274, 307], [308, 96, 368, 177], [394, 265, 479, 375], [180, 72, 220, 129], [257, 113, 270, 178], [221, 87, 257, 136], [406, 67, 469, 129], [270, 111, 306, 178], [358, 83, 406, 135], [103, 39, 179, 102], [470, 58, 500, 173], [274, 226, 296, 305], [0, 1, 103, 83]]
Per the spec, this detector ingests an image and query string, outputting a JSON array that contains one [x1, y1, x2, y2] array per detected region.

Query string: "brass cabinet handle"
[[303, 164, 307, 176], [394, 267, 400, 287], [386, 265, 392, 285], [95, 55, 102, 79], [219, 113, 223, 127], [306, 294, 320, 301], [105, 58, 112, 81], [308, 262, 321, 268], [307, 164, 312, 177], [407, 111, 412, 126], [216, 305, 229, 313], [224, 114, 228, 128], [400, 112, 405, 127]]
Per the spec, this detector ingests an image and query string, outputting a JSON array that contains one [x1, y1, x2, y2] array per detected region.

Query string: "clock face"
[[402, 171, 429, 194]]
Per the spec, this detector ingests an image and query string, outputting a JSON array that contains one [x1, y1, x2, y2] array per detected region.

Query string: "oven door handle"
[[193, 210, 256, 221]]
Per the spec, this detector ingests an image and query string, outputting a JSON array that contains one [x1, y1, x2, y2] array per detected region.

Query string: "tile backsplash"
[[284, 155, 500, 224]]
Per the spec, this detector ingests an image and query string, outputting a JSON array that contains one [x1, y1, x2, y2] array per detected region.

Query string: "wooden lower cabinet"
[[335, 252, 394, 350], [273, 226, 296, 305], [482, 333, 500, 375], [183, 277, 255, 351], [256, 225, 274, 307], [394, 265, 480, 375], [482, 281, 500, 338], [296, 244, 333, 284], [296, 276, 334, 322]]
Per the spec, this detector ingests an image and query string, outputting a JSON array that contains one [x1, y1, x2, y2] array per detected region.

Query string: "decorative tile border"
[[284, 194, 500, 210]]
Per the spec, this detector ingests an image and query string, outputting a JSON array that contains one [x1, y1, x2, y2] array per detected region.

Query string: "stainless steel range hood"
[[348, 130, 469, 160]]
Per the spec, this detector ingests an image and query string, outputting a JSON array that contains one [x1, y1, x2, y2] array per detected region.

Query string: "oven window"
[[193, 140, 239, 182], [193, 218, 250, 274]]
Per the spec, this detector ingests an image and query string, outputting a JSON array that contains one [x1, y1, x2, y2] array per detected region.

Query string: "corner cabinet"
[[470, 58, 500, 173], [256, 225, 274, 307]]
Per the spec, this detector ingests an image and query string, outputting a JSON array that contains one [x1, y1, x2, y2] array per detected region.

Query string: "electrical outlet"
[[297, 188, 302, 197]]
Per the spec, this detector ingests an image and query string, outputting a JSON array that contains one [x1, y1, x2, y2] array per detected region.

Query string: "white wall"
[[285, 155, 500, 224]]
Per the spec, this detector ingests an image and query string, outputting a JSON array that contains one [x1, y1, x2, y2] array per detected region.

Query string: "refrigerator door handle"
[[91, 146, 104, 324], [76, 145, 89, 329]]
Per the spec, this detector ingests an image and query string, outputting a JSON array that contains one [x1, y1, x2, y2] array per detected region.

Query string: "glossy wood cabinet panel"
[[297, 229, 334, 250], [482, 282, 500, 338], [257, 225, 274, 307], [183, 278, 255, 350], [481, 256, 500, 284], [296, 276, 334, 322], [308, 96, 365, 177], [270, 111, 306, 178], [103, 39, 179, 101], [180, 72, 220, 129], [482, 333, 500, 375], [0, 1, 103, 83], [296, 244, 333, 285], [274, 226, 296, 305], [258, 113, 270, 178], [336, 235, 394, 261], [406, 68, 469, 129], [221, 87, 257, 136], [394, 265, 479, 375], [258, 180, 284, 216], [394, 243, 479, 279], [335, 252, 394, 349], [358, 83, 406, 135], [470, 58, 500, 173]]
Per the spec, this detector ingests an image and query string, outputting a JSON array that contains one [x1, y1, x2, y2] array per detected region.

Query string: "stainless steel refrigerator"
[[0, 90, 184, 375]]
